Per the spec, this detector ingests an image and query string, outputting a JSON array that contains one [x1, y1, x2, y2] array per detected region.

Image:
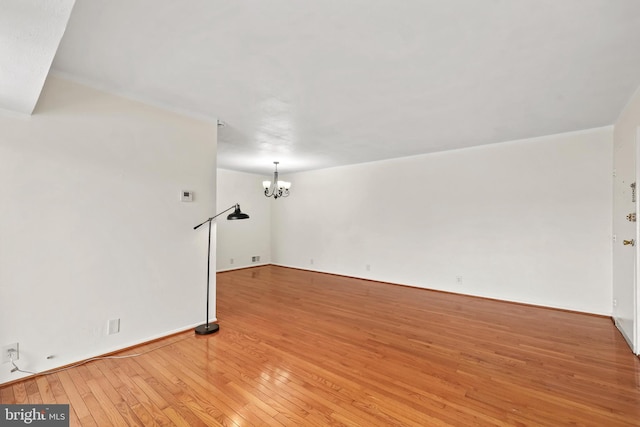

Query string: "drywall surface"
[[216, 168, 271, 271], [0, 76, 217, 384], [272, 127, 613, 315]]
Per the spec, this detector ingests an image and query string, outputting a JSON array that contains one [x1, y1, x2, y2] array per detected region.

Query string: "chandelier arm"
[[265, 183, 278, 197]]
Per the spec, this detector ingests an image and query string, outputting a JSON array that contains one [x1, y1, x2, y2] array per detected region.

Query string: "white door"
[[636, 129, 640, 353], [612, 131, 637, 353]]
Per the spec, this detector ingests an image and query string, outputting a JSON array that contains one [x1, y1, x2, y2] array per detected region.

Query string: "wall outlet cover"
[[2, 343, 19, 364], [108, 318, 121, 335]]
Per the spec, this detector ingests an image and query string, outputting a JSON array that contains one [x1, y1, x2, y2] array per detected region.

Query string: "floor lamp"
[[193, 203, 249, 335]]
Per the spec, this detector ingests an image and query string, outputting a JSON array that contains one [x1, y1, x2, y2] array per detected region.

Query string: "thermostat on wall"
[[181, 190, 193, 202]]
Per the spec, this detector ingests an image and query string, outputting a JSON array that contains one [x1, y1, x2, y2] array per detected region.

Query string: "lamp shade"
[[227, 204, 250, 220]]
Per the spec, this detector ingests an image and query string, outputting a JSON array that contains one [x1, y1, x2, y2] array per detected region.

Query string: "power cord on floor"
[[7, 334, 191, 378]]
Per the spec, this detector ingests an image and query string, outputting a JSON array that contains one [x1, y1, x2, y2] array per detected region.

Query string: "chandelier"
[[263, 161, 291, 199]]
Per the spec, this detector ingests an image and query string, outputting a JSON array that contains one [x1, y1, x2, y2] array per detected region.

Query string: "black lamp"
[[193, 203, 249, 335]]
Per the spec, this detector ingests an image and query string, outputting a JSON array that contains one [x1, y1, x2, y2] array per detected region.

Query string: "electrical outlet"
[[456, 276, 463, 284], [108, 319, 121, 335], [2, 343, 19, 364]]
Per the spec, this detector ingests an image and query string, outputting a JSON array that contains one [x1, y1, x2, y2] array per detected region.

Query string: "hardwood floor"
[[2, 265, 639, 426]]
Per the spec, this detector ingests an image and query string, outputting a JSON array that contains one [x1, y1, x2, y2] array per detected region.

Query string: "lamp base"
[[195, 323, 220, 335]]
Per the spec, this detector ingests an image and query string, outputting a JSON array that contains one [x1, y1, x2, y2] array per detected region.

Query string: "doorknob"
[[623, 239, 635, 246]]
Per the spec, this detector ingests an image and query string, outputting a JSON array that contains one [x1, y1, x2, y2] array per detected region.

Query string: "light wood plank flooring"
[[2, 265, 639, 426]]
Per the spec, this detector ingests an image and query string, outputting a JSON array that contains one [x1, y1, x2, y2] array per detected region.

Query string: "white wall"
[[216, 169, 271, 271], [0, 77, 217, 384], [272, 127, 613, 315], [613, 86, 640, 350]]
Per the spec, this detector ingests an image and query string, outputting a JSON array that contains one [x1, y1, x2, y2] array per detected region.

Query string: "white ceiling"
[[6, 1, 640, 174]]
